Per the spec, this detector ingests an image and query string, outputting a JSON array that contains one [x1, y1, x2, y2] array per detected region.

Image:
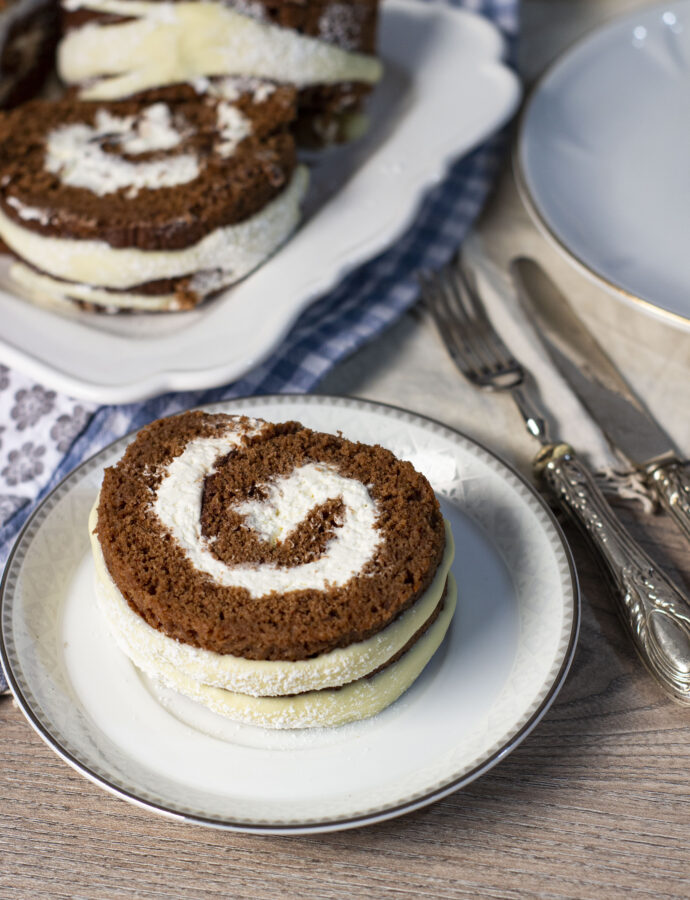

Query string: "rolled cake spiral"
[[90, 411, 457, 729], [0, 86, 307, 310]]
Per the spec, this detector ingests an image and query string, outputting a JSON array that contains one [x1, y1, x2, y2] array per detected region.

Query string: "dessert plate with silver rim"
[[516, 0, 690, 331], [0, 394, 578, 834], [0, 0, 520, 403]]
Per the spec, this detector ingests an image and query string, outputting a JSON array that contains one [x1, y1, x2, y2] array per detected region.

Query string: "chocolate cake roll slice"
[[58, 0, 382, 145], [90, 411, 457, 729], [0, 0, 58, 109], [0, 87, 308, 311]]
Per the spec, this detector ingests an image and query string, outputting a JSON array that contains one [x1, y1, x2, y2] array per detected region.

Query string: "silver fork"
[[422, 254, 690, 705], [421, 260, 552, 445]]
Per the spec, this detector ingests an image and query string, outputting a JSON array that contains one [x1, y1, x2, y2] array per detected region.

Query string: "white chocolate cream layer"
[[0, 165, 308, 293], [90, 500, 455, 696], [9, 260, 274, 312], [106, 576, 457, 729], [58, 0, 383, 101], [8, 262, 183, 311]]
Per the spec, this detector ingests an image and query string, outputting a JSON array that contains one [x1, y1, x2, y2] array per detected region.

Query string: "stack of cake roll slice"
[[90, 412, 457, 729], [0, 0, 383, 312]]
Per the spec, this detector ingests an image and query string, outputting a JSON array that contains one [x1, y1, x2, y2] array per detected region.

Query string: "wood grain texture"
[[1, 499, 689, 900]]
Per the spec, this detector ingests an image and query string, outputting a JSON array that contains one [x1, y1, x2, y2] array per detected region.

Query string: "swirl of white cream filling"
[[45, 104, 199, 197], [152, 433, 382, 597]]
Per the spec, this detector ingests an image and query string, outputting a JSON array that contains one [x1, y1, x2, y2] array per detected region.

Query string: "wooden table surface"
[[2, 1, 690, 897]]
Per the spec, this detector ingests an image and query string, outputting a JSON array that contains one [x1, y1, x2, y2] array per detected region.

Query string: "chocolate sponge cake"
[[0, 86, 308, 311], [58, 0, 382, 144], [90, 411, 457, 729]]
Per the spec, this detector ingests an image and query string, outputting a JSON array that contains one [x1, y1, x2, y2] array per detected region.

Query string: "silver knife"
[[511, 257, 690, 543]]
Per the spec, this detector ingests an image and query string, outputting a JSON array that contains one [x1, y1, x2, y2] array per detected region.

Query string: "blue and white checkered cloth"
[[0, 0, 517, 689]]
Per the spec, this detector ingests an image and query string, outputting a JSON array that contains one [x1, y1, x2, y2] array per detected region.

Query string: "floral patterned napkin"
[[0, 371, 90, 525]]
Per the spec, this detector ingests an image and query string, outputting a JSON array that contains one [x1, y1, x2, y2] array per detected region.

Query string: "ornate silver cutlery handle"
[[535, 443, 690, 704], [649, 460, 690, 544]]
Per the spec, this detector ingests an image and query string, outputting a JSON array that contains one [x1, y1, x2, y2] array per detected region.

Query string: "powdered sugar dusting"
[[318, 2, 367, 51]]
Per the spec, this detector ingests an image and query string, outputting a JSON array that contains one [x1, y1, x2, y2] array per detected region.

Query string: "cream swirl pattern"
[[0, 87, 305, 311], [96, 411, 448, 651], [45, 104, 200, 196], [154, 435, 382, 596]]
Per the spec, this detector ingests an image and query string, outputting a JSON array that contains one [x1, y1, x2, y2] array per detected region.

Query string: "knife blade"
[[511, 256, 690, 542]]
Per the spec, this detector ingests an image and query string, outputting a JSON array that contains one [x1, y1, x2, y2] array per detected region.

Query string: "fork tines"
[[420, 254, 523, 391]]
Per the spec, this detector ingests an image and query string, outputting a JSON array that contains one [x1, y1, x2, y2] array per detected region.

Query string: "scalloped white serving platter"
[[0, 396, 578, 833], [0, 0, 520, 403]]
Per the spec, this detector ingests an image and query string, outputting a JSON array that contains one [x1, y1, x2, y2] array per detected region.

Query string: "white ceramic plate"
[[516, 0, 690, 331], [0, 395, 578, 833], [0, 0, 520, 402]]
